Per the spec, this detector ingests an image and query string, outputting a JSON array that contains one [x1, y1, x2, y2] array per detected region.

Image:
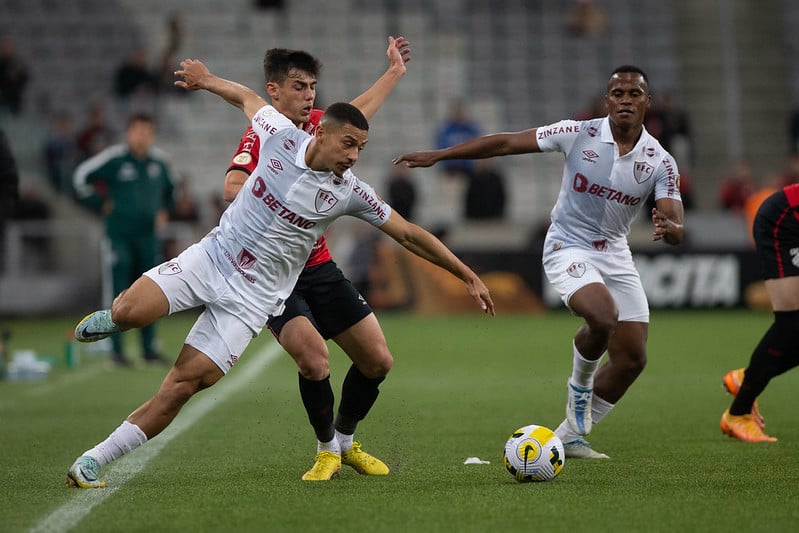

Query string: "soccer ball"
[[503, 424, 564, 482]]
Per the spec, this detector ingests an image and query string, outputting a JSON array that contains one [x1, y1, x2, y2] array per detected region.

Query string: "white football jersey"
[[537, 117, 681, 253], [200, 104, 391, 327]]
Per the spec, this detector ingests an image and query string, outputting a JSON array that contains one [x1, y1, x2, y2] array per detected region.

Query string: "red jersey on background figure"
[[227, 108, 332, 267]]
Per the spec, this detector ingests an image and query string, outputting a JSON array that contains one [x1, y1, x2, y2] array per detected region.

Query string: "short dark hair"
[[610, 65, 649, 86], [320, 102, 369, 132], [127, 112, 155, 127], [263, 48, 322, 84]]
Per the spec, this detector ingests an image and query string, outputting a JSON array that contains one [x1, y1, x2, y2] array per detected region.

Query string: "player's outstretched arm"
[[393, 129, 540, 168], [174, 59, 266, 121], [350, 36, 412, 120], [379, 211, 495, 315]]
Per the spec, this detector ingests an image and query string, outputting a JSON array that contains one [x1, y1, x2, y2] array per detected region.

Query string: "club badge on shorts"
[[567, 262, 586, 278], [158, 261, 182, 275]]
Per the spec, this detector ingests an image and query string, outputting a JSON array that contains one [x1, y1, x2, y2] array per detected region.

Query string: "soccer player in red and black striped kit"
[[225, 38, 411, 479], [721, 183, 799, 442]]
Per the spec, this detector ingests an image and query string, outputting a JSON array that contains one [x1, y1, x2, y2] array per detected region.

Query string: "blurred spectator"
[[775, 154, 799, 189], [743, 184, 778, 246], [346, 232, 380, 299], [11, 184, 52, 271], [719, 160, 757, 212], [169, 175, 200, 223], [42, 112, 77, 194], [164, 175, 200, 261], [436, 100, 481, 179], [76, 103, 116, 162], [464, 158, 507, 220], [114, 47, 160, 118], [0, 36, 30, 117], [567, 0, 607, 38], [0, 128, 18, 271], [573, 94, 606, 120], [114, 48, 159, 100], [157, 14, 185, 96], [646, 90, 694, 168], [676, 171, 695, 211], [207, 192, 227, 227], [386, 163, 417, 221], [254, 0, 285, 10], [789, 106, 799, 156]]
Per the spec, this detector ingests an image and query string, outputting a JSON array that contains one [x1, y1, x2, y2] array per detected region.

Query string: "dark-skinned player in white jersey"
[[394, 65, 684, 459], [65, 58, 494, 489], [224, 38, 412, 480]]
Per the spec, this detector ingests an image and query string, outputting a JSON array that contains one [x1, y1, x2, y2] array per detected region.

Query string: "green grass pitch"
[[1, 309, 796, 532]]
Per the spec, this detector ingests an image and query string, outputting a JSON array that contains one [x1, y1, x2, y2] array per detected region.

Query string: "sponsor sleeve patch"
[[233, 153, 252, 166]]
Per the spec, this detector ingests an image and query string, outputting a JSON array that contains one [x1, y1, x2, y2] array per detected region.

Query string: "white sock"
[[555, 419, 580, 443], [317, 437, 341, 455], [335, 429, 353, 453], [570, 341, 601, 388], [555, 394, 615, 443], [83, 421, 147, 467], [591, 394, 615, 424]]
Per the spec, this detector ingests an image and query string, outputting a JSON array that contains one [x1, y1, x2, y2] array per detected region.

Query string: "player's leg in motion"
[[722, 368, 765, 428], [279, 315, 342, 481], [75, 276, 169, 343], [721, 309, 799, 442], [562, 283, 618, 437], [332, 313, 392, 476], [67, 342, 225, 487], [557, 320, 647, 459]]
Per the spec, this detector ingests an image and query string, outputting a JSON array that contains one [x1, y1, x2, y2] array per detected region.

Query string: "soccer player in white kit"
[[65, 60, 495, 489], [394, 65, 684, 459], [224, 39, 412, 480]]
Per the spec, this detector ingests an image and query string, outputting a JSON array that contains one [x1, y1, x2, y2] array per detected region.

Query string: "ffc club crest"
[[566, 262, 586, 278], [315, 189, 338, 213], [158, 262, 182, 275], [634, 161, 655, 184]]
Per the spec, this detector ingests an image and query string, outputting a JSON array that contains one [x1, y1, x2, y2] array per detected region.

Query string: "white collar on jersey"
[[600, 116, 651, 151]]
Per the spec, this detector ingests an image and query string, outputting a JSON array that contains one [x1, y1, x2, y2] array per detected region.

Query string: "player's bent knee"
[[359, 352, 393, 379], [586, 313, 618, 339], [619, 352, 647, 377], [160, 374, 205, 410], [111, 297, 159, 328], [111, 306, 147, 329], [296, 358, 331, 381]]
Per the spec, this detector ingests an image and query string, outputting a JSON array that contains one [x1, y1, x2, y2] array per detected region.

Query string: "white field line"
[[30, 341, 283, 533]]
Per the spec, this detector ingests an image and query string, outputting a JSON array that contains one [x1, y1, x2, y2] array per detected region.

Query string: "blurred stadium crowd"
[[2, 0, 799, 313]]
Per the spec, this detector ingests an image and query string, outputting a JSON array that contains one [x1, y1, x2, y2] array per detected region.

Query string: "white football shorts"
[[543, 244, 649, 323], [143, 243, 262, 373]]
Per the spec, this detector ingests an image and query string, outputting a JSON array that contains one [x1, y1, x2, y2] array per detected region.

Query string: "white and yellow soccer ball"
[[503, 424, 565, 482]]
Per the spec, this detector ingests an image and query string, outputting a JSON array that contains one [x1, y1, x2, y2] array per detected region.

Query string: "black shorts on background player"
[[752, 189, 799, 279], [267, 261, 372, 339]]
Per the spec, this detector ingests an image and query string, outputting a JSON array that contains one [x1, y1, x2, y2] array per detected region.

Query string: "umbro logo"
[[582, 150, 599, 163]]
